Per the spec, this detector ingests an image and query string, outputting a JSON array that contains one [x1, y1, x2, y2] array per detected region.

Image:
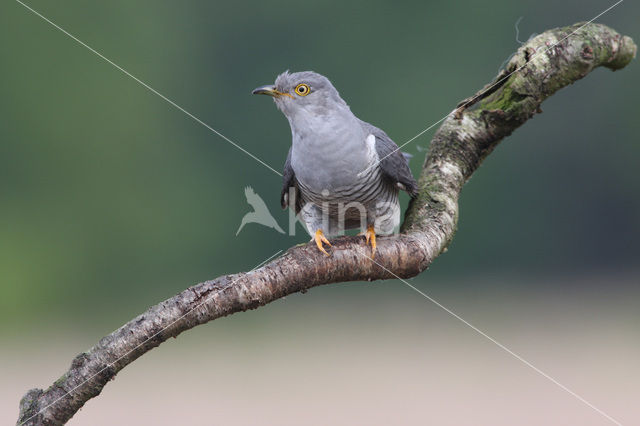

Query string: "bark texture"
[[18, 23, 636, 425]]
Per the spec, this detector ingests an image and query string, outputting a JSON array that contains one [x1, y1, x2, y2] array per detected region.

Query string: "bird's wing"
[[244, 186, 256, 200], [360, 120, 418, 197], [281, 147, 302, 213], [245, 185, 271, 212]]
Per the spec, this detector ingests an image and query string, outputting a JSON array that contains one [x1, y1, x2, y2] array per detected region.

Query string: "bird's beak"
[[252, 85, 293, 98]]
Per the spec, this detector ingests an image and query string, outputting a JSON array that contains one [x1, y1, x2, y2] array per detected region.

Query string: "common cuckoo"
[[253, 71, 418, 257]]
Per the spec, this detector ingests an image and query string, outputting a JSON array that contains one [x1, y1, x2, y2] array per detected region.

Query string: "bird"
[[252, 71, 418, 257], [236, 186, 285, 236]]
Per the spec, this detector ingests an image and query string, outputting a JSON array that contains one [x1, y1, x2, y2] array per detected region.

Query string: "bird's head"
[[252, 71, 348, 119]]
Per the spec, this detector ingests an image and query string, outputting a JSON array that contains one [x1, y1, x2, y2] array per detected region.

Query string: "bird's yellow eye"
[[295, 83, 310, 96]]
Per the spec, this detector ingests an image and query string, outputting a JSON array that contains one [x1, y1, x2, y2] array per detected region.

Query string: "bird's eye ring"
[[295, 83, 310, 96]]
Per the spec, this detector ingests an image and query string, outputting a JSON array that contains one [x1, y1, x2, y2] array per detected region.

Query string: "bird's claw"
[[314, 229, 332, 256], [364, 225, 377, 259]]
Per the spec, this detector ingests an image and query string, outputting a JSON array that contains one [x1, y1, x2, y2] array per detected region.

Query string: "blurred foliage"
[[0, 0, 638, 329]]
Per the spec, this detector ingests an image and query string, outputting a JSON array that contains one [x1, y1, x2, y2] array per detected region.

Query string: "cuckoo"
[[253, 71, 418, 257]]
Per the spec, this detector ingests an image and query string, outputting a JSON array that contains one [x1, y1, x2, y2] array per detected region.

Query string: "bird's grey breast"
[[290, 116, 377, 198]]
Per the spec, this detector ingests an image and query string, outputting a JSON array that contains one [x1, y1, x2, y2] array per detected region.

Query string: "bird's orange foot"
[[314, 229, 332, 256], [364, 225, 377, 259]]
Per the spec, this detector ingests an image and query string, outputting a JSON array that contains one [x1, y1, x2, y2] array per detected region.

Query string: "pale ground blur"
[[3, 273, 639, 425]]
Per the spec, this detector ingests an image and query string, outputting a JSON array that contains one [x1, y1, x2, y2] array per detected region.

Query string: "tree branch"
[[18, 23, 635, 425]]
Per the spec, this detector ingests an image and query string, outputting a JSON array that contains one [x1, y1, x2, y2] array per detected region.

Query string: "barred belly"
[[297, 165, 401, 236]]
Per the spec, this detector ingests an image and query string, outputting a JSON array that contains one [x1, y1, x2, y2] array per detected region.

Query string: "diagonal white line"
[[20, 249, 284, 425], [361, 0, 624, 177], [357, 251, 623, 425], [14, 0, 283, 177]]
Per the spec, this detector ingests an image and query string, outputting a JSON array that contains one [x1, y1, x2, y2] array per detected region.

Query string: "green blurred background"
[[1, 0, 638, 424]]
